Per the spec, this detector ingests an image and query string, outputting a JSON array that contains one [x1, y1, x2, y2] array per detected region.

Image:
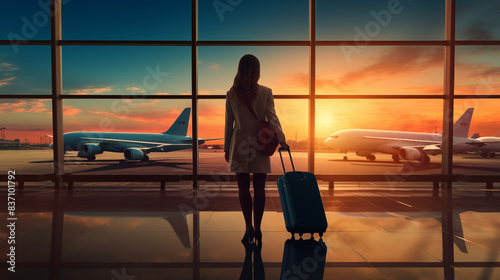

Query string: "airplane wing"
[[180, 138, 224, 144], [81, 137, 191, 152], [200, 138, 224, 141]]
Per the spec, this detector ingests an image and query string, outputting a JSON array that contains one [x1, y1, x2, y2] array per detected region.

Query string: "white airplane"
[[324, 108, 485, 164], [49, 108, 222, 161], [470, 135, 500, 159]]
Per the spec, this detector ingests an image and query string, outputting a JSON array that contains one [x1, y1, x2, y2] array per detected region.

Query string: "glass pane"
[[453, 99, 500, 175], [317, 46, 444, 95], [315, 99, 443, 175], [198, 99, 225, 176], [199, 46, 309, 95], [456, 0, 500, 40], [199, 0, 308, 40], [201, 98, 308, 176], [0, 0, 51, 41], [62, 99, 192, 175], [62, 0, 191, 40], [62, 46, 191, 95], [0, 99, 53, 174], [317, 0, 445, 40], [455, 46, 500, 95], [0, 46, 51, 95]]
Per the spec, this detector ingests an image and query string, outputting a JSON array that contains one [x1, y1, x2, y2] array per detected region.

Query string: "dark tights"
[[236, 173, 267, 232]]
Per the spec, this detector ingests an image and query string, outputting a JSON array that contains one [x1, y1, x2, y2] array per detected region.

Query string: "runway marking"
[[395, 201, 413, 208]]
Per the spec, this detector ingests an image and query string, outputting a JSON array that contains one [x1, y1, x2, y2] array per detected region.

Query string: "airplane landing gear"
[[491, 153, 496, 159], [141, 155, 150, 162], [366, 155, 376, 161], [419, 155, 430, 165], [343, 156, 348, 161], [392, 154, 400, 162], [481, 152, 488, 158], [87, 155, 96, 161]]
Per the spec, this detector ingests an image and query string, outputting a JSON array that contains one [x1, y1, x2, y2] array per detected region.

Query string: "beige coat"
[[224, 85, 286, 173]]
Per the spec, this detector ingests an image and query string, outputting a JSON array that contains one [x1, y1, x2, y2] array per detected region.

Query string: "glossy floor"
[[1, 184, 500, 279]]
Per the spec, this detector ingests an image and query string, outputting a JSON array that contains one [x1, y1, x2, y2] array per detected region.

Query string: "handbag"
[[243, 98, 280, 156]]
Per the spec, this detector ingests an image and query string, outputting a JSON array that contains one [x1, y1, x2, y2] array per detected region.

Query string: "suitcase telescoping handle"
[[278, 147, 295, 173]]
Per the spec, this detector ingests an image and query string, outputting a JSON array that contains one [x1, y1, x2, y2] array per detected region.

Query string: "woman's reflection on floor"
[[240, 243, 265, 280]]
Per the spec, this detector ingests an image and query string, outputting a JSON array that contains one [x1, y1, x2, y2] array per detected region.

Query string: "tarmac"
[[1, 149, 498, 177]]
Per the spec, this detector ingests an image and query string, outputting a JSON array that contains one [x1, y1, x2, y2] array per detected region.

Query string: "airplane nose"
[[324, 138, 334, 147], [49, 142, 53, 149]]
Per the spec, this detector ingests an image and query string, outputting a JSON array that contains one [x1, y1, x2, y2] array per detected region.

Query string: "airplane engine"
[[82, 143, 103, 155], [124, 148, 145, 160], [399, 147, 422, 160]]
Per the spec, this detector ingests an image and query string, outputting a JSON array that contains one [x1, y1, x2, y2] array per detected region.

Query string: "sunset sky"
[[1, 0, 499, 144]]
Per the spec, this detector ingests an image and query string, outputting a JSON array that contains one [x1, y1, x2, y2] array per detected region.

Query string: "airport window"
[[0, 46, 52, 95], [1, 1, 51, 41], [0, 98, 53, 174], [2, 2, 500, 278], [0, 0, 498, 184], [455, 46, 500, 95], [62, 46, 191, 96], [316, 46, 445, 95], [314, 99, 444, 175], [61, 0, 191, 40], [316, 0, 445, 41], [62, 99, 193, 175], [198, 0, 309, 41], [453, 99, 500, 175], [456, 0, 500, 41], [198, 46, 309, 96]]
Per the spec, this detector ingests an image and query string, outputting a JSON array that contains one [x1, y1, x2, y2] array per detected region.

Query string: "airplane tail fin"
[[453, 108, 474, 138], [163, 108, 191, 136]]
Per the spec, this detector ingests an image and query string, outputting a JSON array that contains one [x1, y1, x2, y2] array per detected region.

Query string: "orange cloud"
[[0, 76, 16, 86], [339, 47, 443, 86], [0, 100, 50, 114], [125, 86, 145, 93], [63, 106, 81, 116], [88, 110, 152, 123], [208, 63, 221, 70], [65, 87, 113, 95]]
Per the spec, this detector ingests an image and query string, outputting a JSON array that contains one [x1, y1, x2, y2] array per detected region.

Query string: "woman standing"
[[224, 54, 289, 244]]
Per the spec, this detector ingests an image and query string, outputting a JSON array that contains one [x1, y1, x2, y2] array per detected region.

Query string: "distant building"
[[0, 139, 31, 150]]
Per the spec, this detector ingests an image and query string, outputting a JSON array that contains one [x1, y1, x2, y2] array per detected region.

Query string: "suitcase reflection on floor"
[[281, 237, 328, 280], [239, 243, 265, 280]]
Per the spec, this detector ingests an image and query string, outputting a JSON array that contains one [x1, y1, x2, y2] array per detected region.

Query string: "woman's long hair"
[[230, 54, 260, 102]]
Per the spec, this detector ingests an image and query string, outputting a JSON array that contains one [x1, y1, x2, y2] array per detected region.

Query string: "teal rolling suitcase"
[[277, 148, 328, 238]]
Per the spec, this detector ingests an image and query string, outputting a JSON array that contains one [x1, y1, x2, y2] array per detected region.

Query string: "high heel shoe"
[[241, 226, 255, 244], [254, 229, 262, 245]]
